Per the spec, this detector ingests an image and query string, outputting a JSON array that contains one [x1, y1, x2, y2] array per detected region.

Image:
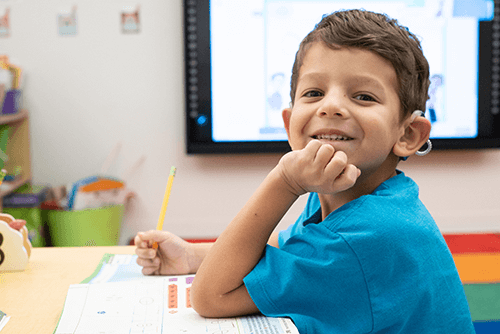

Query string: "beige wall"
[[2, 0, 498, 244]]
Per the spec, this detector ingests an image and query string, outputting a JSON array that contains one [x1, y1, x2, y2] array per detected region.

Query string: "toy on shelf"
[[63, 143, 142, 211], [0, 55, 22, 115], [0, 213, 31, 272], [68, 176, 134, 211]]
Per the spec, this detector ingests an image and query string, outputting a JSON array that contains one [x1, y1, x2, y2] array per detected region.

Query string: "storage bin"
[[44, 205, 124, 247], [3, 184, 51, 247], [2, 207, 46, 247]]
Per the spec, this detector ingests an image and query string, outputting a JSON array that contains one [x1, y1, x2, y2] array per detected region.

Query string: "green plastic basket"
[[0, 125, 10, 169], [3, 207, 46, 247], [45, 205, 124, 247]]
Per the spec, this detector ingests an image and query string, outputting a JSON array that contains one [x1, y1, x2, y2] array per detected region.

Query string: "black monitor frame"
[[184, 0, 500, 154]]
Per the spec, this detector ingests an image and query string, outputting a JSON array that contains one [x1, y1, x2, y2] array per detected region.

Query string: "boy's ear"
[[282, 107, 292, 140], [393, 115, 432, 158]]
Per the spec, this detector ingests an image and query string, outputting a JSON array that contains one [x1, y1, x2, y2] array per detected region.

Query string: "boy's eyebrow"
[[352, 76, 389, 98], [297, 72, 328, 83], [352, 76, 383, 87]]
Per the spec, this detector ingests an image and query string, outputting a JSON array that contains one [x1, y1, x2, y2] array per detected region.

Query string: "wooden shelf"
[[0, 175, 31, 198], [0, 108, 28, 125]]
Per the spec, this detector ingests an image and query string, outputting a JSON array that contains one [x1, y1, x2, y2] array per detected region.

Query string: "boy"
[[135, 9, 474, 333]]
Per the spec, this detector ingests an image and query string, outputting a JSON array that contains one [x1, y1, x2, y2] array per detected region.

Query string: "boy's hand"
[[277, 140, 360, 196], [135, 230, 194, 276]]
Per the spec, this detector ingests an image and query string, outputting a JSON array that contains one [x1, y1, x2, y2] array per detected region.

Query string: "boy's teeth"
[[315, 134, 351, 141]]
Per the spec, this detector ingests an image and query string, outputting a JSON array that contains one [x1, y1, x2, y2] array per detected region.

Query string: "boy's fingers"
[[135, 230, 170, 249], [324, 150, 348, 177], [136, 255, 159, 267], [315, 144, 335, 167], [141, 266, 158, 276], [135, 246, 156, 259], [141, 230, 170, 243], [332, 150, 348, 164], [332, 164, 360, 192], [304, 139, 322, 157], [134, 234, 145, 247]]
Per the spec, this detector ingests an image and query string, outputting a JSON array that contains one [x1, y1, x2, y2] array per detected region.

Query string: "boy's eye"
[[304, 90, 323, 98], [354, 94, 376, 102]]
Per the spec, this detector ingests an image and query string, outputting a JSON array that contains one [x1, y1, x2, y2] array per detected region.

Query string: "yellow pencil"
[[153, 166, 177, 249]]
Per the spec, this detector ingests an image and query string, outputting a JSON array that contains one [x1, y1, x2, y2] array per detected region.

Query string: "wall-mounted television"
[[184, 0, 499, 154]]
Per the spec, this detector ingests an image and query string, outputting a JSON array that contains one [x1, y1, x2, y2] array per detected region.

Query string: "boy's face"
[[283, 43, 405, 174]]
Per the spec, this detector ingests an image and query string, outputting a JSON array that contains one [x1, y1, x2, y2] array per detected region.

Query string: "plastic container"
[[0, 125, 10, 167], [44, 205, 124, 247], [3, 207, 46, 247], [3, 184, 51, 247]]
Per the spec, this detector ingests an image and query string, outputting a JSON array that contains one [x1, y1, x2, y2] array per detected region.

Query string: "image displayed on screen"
[[210, 0, 494, 142]]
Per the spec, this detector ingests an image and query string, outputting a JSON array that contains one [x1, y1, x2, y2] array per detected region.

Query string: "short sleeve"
[[278, 193, 322, 248], [244, 223, 373, 334]]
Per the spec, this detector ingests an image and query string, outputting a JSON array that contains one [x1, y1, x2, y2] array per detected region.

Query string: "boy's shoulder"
[[283, 172, 437, 254], [319, 172, 425, 225], [278, 175, 473, 334], [301, 172, 438, 247]]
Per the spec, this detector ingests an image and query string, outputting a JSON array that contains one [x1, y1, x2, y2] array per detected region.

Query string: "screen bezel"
[[184, 0, 500, 154]]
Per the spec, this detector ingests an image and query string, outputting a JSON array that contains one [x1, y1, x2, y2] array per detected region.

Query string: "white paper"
[[55, 274, 299, 334], [0, 310, 10, 332]]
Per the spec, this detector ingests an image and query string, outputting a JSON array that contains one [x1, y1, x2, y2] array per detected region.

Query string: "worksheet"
[[82, 254, 147, 284], [55, 255, 299, 334], [0, 310, 10, 331]]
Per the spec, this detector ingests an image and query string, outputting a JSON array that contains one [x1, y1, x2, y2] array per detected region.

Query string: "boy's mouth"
[[312, 134, 353, 141]]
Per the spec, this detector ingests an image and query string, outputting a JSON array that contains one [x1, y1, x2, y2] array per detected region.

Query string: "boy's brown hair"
[[290, 9, 430, 119]]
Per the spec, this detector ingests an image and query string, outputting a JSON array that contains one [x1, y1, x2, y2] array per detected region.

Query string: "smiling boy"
[[136, 9, 474, 333]]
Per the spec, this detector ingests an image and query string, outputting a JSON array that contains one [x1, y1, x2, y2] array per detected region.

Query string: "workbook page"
[[55, 275, 298, 334]]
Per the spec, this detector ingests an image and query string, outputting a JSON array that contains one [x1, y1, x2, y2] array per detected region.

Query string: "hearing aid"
[[411, 110, 424, 122], [410, 110, 432, 156], [400, 110, 432, 160]]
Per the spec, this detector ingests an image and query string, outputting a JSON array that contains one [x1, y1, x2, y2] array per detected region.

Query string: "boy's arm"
[[135, 231, 277, 277], [191, 169, 298, 317], [190, 140, 359, 318]]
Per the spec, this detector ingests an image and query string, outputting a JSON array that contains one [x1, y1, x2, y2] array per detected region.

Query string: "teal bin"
[[44, 205, 124, 247]]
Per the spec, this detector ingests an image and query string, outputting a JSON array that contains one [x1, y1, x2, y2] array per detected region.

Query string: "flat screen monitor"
[[184, 0, 499, 154]]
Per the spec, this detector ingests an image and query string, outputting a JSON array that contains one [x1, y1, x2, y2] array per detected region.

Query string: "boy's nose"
[[316, 94, 350, 118]]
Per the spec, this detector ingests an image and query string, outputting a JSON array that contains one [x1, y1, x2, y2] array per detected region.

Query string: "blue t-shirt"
[[244, 172, 474, 333]]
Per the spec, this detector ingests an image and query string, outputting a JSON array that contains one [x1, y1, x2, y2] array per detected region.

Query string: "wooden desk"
[[0, 246, 136, 334]]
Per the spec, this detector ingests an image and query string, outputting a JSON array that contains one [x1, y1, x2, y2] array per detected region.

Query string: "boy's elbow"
[[191, 278, 259, 318], [190, 288, 210, 317], [190, 282, 223, 318]]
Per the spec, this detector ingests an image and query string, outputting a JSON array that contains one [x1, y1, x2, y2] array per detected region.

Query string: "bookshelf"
[[0, 108, 31, 211]]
